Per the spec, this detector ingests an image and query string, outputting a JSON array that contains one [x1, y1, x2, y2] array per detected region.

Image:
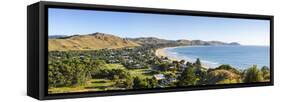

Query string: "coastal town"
[[48, 45, 198, 92], [48, 44, 270, 94], [48, 33, 270, 94]]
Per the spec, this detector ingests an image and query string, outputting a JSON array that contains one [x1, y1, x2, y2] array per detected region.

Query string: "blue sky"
[[48, 8, 270, 45]]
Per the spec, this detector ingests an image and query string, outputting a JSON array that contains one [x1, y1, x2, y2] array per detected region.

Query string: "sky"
[[48, 8, 270, 45]]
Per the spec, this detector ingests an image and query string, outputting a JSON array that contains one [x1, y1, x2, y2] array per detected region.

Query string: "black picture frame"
[[27, 1, 274, 100]]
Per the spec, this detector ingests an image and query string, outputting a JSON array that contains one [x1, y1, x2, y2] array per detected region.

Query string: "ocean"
[[164, 45, 270, 69]]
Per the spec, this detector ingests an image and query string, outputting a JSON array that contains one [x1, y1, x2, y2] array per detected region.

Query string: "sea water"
[[164, 46, 270, 69]]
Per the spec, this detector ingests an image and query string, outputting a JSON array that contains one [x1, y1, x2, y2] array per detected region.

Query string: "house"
[[179, 64, 187, 71], [167, 77, 177, 83], [168, 65, 175, 69], [153, 74, 165, 80], [161, 59, 169, 62], [122, 52, 129, 56], [133, 64, 143, 69], [79, 54, 85, 59], [128, 60, 134, 63], [179, 64, 187, 68], [108, 60, 119, 63]]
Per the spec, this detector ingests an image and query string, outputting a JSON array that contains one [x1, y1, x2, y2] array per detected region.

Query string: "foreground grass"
[[48, 64, 153, 94], [105, 64, 126, 70], [105, 64, 153, 79], [129, 69, 153, 79], [48, 79, 116, 94]]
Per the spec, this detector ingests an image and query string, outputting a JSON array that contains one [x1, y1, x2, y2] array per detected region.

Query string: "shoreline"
[[155, 47, 179, 61], [155, 46, 211, 69]]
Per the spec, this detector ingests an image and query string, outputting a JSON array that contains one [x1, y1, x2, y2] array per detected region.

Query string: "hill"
[[49, 32, 240, 51], [128, 37, 176, 45], [130, 38, 240, 46], [48, 32, 140, 51]]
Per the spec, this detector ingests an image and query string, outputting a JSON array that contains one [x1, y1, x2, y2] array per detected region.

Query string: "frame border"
[[37, 1, 274, 100]]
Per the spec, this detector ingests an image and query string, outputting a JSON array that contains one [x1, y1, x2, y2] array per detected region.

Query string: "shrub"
[[243, 65, 263, 83]]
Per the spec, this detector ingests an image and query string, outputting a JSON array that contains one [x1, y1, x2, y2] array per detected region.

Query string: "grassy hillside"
[[49, 32, 240, 51], [48, 32, 140, 51], [207, 69, 241, 84]]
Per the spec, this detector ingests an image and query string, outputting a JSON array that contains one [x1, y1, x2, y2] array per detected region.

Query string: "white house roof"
[[154, 74, 165, 80]]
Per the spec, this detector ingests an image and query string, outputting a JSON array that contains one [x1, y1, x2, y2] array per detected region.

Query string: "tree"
[[186, 62, 192, 67], [261, 66, 270, 80], [261, 66, 269, 72], [194, 58, 201, 67], [48, 51, 112, 88], [243, 65, 263, 83], [147, 78, 158, 88], [172, 61, 180, 69], [159, 62, 169, 71], [197, 70, 207, 84], [180, 60, 185, 64], [178, 67, 197, 86], [215, 64, 240, 74], [133, 77, 148, 89]]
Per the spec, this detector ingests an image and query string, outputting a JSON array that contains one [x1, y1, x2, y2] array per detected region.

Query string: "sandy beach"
[[155, 47, 211, 69], [155, 48, 168, 59], [155, 48, 180, 61]]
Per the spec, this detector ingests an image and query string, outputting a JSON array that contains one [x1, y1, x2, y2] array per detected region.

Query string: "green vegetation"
[[178, 67, 197, 86], [206, 69, 241, 84], [243, 65, 264, 83], [48, 42, 270, 94], [261, 66, 270, 81]]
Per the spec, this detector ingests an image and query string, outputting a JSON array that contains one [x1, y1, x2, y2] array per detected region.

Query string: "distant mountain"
[[176, 40, 240, 46], [128, 37, 176, 45], [176, 40, 192, 45], [48, 32, 140, 51], [48, 32, 240, 51], [48, 35, 67, 39], [130, 38, 240, 46], [228, 42, 240, 45]]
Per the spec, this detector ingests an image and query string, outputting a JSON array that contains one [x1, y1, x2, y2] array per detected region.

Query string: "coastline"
[[155, 47, 179, 61], [155, 46, 211, 69]]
